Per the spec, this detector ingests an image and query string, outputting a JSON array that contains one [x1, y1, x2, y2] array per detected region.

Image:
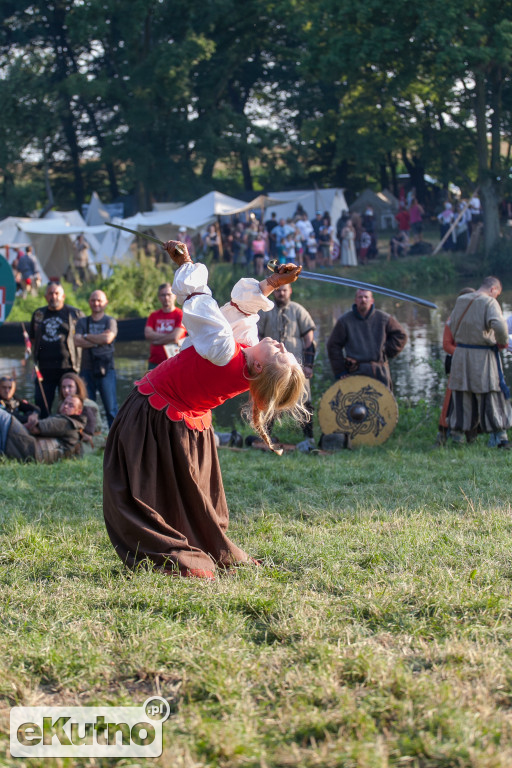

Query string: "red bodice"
[[135, 343, 250, 430]]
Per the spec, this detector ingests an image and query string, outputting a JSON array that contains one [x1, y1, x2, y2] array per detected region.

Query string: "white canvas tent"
[[122, 190, 293, 237], [85, 191, 111, 226], [14, 211, 110, 280], [265, 188, 348, 226]]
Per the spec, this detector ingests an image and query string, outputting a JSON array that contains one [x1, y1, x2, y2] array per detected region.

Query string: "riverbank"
[[2, 406, 512, 766]]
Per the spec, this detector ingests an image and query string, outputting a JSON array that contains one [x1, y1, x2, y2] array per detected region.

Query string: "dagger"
[[267, 260, 437, 309]]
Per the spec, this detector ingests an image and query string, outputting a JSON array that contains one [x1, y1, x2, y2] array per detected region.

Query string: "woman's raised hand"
[[266, 263, 302, 289], [162, 240, 192, 267]]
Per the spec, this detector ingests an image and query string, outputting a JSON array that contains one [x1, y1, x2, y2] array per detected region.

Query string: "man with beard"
[[28, 282, 84, 417], [327, 289, 407, 389], [257, 283, 316, 447]]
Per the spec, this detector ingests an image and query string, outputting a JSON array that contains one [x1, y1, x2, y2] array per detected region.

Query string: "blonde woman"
[[103, 242, 307, 581]]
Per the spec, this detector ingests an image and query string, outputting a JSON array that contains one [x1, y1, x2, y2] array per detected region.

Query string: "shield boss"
[[318, 375, 398, 446]]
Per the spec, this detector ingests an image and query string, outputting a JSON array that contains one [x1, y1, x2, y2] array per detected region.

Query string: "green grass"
[[1, 404, 512, 766]]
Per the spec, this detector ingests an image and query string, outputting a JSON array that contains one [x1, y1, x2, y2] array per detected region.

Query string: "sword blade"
[[106, 222, 165, 246], [298, 270, 437, 309]]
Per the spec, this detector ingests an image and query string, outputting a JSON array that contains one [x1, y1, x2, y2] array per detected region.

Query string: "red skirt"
[[103, 390, 249, 574]]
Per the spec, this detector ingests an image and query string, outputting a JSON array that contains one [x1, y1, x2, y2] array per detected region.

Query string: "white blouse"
[[172, 262, 273, 366]]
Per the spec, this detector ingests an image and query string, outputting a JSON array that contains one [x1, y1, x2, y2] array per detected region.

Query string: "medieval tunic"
[[448, 292, 512, 433], [327, 305, 407, 389], [257, 300, 315, 398], [103, 263, 273, 575]]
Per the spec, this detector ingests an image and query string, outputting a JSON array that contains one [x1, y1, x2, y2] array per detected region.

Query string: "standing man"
[[75, 290, 119, 428], [327, 289, 407, 389], [257, 283, 316, 445], [264, 211, 279, 258], [17, 246, 40, 297], [448, 276, 512, 447], [296, 212, 314, 257], [72, 235, 91, 287], [144, 283, 186, 370], [29, 281, 84, 417]]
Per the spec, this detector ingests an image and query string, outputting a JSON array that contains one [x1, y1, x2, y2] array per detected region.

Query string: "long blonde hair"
[[243, 354, 308, 455]]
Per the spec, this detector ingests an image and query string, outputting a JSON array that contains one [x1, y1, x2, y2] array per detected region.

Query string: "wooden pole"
[[432, 187, 479, 255]]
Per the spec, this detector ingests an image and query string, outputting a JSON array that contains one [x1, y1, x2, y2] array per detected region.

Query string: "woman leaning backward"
[[103, 241, 307, 580]]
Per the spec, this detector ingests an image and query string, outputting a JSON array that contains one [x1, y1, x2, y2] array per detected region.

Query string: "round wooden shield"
[[318, 375, 398, 446]]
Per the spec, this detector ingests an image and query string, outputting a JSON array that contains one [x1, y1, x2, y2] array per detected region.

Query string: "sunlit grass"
[[1, 405, 512, 766]]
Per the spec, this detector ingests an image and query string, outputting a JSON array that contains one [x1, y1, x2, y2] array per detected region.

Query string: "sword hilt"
[[267, 259, 280, 273]]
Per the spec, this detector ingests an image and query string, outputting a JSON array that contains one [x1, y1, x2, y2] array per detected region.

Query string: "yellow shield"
[[318, 375, 398, 446]]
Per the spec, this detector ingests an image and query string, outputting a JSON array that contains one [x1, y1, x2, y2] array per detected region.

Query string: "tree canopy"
[[1, 0, 512, 250]]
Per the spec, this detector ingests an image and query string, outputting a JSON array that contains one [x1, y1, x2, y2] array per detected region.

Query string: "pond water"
[[2, 287, 512, 430]]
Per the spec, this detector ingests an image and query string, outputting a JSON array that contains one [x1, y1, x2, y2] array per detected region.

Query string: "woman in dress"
[[340, 219, 358, 266], [103, 241, 307, 581]]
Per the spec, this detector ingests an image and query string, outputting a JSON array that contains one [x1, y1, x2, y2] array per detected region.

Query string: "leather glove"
[[163, 240, 192, 267], [266, 263, 302, 289]]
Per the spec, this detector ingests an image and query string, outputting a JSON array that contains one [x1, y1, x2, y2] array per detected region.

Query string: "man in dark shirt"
[[75, 290, 118, 427], [327, 289, 408, 389], [29, 282, 84, 417]]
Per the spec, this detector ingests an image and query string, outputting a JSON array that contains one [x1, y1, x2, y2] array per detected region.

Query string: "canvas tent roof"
[[113, 191, 291, 249], [265, 188, 348, 225], [349, 188, 399, 215], [0, 216, 32, 247], [349, 188, 400, 228], [84, 191, 112, 226], [2, 211, 111, 281]]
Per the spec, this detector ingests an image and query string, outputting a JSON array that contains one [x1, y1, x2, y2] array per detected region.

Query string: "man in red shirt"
[[395, 204, 410, 233], [144, 283, 186, 369]]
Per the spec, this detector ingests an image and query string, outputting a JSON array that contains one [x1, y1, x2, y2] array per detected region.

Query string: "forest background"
[[2, 0, 512, 259]]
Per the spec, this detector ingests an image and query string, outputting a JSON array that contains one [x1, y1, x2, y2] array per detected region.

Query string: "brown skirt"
[[103, 390, 249, 574]]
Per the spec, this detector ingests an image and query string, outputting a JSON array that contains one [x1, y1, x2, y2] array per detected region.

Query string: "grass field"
[[1, 405, 512, 767]]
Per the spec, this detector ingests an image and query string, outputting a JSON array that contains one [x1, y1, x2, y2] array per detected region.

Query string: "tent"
[[84, 191, 111, 226], [14, 212, 110, 280], [349, 189, 399, 229], [123, 191, 293, 236], [265, 188, 348, 226]]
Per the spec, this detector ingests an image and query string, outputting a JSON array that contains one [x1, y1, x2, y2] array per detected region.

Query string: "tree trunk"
[[387, 152, 397, 197], [39, 144, 55, 218], [379, 163, 389, 191], [474, 69, 500, 256], [240, 149, 253, 191], [480, 176, 501, 257]]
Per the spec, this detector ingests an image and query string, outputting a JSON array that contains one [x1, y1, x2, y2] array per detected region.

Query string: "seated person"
[[0, 376, 40, 424], [0, 395, 86, 463], [389, 231, 409, 259], [58, 372, 101, 445]]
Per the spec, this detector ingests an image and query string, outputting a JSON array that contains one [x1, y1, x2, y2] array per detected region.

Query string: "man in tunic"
[[447, 276, 512, 447], [257, 284, 316, 445], [327, 289, 407, 389]]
